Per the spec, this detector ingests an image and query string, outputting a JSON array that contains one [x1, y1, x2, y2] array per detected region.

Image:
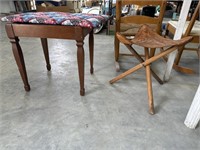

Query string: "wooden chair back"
[[115, 0, 167, 35], [183, 1, 200, 39], [114, 0, 167, 64], [171, 1, 200, 73]]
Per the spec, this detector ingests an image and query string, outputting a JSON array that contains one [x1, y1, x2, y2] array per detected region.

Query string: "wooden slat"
[[121, 15, 159, 24], [11, 24, 91, 40], [121, 0, 164, 6]]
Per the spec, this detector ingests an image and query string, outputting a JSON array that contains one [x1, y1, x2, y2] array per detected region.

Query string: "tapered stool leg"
[[11, 37, 30, 91], [145, 48, 154, 114], [5, 24, 30, 91], [89, 30, 94, 74], [41, 38, 51, 71], [76, 40, 85, 96]]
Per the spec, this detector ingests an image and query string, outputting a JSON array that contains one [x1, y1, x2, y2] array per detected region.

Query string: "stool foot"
[[80, 88, 85, 96], [90, 67, 94, 74], [24, 84, 30, 91], [47, 64, 51, 71], [149, 108, 155, 115]]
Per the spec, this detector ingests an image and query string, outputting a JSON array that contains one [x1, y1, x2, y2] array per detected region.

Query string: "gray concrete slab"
[[0, 21, 200, 150]]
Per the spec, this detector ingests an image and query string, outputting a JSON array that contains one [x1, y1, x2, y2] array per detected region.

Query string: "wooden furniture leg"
[[89, 30, 94, 74], [5, 25, 30, 91], [76, 40, 85, 96], [41, 38, 51, 71], [197, 45, 200, 58], [145, 48, 154, 114], [110, 46, 179, 84], [114, 35, 120, 71], [150, 48, 156, 58], [161, 45, 195, 74], [12, 38, 30, 91], [174, 45, 184, 65], [172, 45, 195, 74], [125, 44, 163, 85]]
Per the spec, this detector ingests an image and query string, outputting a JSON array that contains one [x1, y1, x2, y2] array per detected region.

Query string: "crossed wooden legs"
[[110, 46, 179, 114]]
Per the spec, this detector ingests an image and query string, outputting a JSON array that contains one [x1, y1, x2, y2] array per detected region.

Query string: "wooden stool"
[[1, 12, 108, 96], [110, 24, 193, 114]]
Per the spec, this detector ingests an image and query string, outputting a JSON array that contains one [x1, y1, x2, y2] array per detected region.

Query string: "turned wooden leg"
[[11, 37, 30, 91], [149, 48, 156, 58], [197, 45, 200, 58], [145, 48, 154, 114], [114, 35, 120, 71], [174, 45, 184, 65], [41, 38, 51, 71], [5, 24, 30, 91], [89, 30, 94, 74], [76, 40, 85, 96]]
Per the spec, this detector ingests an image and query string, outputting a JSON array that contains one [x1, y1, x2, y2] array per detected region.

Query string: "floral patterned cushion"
[[1, 12, 109, 29]]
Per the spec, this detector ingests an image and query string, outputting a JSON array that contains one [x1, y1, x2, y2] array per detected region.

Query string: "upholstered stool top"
[[1, 12, 109, 29]]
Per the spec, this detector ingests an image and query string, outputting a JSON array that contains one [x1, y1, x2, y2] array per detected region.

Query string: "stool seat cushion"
[[1, 12, 109, 29]]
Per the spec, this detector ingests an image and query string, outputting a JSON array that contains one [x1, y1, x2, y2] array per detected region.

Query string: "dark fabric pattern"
[[1, 12, 109, 28]]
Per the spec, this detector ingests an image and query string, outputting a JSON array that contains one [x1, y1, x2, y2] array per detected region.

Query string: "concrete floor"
[[0, 21, 200, 149]]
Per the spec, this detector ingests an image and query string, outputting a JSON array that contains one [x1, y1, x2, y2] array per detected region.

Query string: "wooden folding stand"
[[110, 25, 193, 114]]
